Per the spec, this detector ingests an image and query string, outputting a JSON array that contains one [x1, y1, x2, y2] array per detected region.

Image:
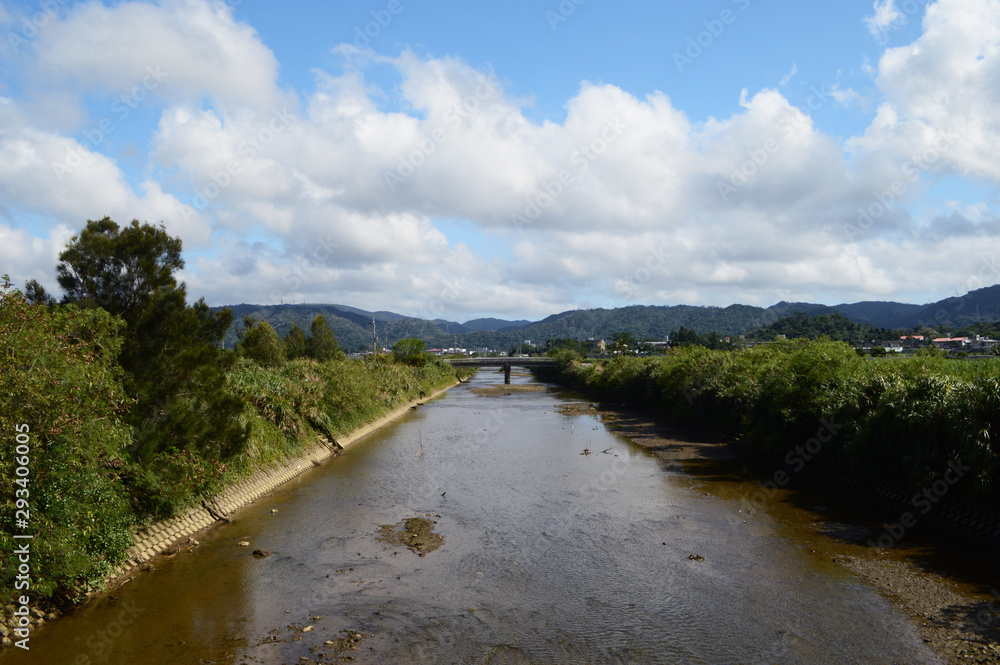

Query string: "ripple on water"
[[0, 375, 950, 665]]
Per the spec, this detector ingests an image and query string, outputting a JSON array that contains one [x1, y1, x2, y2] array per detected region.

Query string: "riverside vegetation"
[[0, 218, 468, 613], [541, 342, 1000, 510]]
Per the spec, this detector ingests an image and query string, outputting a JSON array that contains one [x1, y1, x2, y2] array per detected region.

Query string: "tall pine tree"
[[57, 217, 248, 516]]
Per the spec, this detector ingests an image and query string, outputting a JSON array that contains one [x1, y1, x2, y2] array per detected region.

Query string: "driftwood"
[[202, 498, 231, 523]]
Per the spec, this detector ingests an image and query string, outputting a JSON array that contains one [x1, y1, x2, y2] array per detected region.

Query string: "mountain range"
[[219, 284, 1000, 352]]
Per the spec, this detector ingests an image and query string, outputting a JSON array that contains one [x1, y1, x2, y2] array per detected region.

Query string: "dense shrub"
[[0, 286, 134, 607], [227, 354, 462, 471], [547, 340, 1000, 507]]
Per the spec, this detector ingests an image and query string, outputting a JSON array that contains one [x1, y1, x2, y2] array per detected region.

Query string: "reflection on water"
[[3, 372, 946, 664]]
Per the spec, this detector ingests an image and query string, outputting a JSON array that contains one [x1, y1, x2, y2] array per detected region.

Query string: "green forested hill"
[[461, 304, 779, 348], [746, 312, 891, 343], [218, 283, 1000, 352], [221, 302, 785, 351], [905, 284, 1000, 329], [222, 304, 457, 351]]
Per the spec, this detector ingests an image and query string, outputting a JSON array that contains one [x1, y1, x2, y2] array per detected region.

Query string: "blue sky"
[[1, 0, 998, 321]]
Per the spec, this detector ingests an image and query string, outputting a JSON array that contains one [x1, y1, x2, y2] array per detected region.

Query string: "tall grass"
[[226, 354, 462, 475]]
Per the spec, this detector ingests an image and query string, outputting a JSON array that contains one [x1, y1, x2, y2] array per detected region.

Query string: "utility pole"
[[372, 318, 377, 355]]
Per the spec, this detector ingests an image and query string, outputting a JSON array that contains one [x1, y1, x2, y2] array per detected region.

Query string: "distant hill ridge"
[[218, 284, 1000, 351]]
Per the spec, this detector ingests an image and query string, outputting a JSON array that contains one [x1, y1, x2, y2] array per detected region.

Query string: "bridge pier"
[[503, 363, 511, 384]]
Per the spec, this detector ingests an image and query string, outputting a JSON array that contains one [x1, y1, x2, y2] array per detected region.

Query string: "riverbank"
[[0, 379, 459, 651], [558, 398, 1000, 665], [1, 372, 979, 663], [540, 344, 1000, 516]]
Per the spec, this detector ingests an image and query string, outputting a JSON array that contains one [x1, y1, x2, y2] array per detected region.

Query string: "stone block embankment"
[[109, 380, 458, 581]]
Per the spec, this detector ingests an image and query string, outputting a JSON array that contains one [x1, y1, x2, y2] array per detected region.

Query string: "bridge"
[[443, 357, 556, 384]]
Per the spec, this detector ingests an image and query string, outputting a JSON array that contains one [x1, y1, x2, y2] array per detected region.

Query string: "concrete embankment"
[[112, 379, 460, 576], [0, 379, 460, 649]]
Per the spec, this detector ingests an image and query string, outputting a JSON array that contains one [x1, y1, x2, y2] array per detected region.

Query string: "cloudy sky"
[[1, 0, 999, 321]]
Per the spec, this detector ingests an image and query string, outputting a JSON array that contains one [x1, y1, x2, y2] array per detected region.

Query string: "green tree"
[[237, 316, 285, 367], [611, 331, 637, 355], [284, 323, 308, 360], [23, 278, 55, 305], [57, 217, 183, 315], [306, 315, 341, 362], [915, 344, 945, 357], [547, 338, 589, 356], [393, 337, 427, 366], [56, 217, 248, 517]]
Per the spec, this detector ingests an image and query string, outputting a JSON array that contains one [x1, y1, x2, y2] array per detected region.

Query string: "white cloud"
[[830, 84, 864, 108], [852, 0, 1000, 182], [30, 0, 287, 112], [865, 0, 905, 41], [3, 0, 1000, 321], [0, 222, 73, 293], [0, 97, 206, 236], [779, 63, 798, 86]]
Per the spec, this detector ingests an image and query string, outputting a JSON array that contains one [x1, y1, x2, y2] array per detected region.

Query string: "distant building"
[[973, 335, 1000, 351], [932, 337, 970, 350]]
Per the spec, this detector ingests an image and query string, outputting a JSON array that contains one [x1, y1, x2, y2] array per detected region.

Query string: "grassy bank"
[[0, 288, 468, 610], [540, 341, 1000, 509], [225, 354, 466, 472]]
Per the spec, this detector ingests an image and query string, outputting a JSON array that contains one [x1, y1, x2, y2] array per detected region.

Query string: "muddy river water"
[[3, 372, 973, 664]]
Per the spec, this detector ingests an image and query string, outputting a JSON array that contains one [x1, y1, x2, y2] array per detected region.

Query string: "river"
[[3, 371, 950, 664]]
